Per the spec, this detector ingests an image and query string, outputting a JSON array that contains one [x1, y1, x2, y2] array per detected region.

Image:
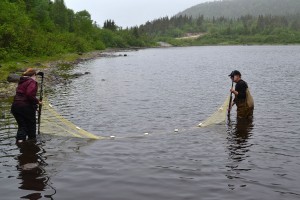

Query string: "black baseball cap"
[[229, 70, 241, 77]]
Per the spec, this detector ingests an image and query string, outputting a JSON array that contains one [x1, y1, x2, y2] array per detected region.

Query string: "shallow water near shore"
[[1, 46, 300, 200]]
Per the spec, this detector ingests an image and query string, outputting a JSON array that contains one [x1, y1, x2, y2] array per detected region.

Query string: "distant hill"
[[177, 0, 300, 19]]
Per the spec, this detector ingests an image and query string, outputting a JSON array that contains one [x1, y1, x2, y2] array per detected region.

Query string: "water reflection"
[[234, 118, 253, 140], [16, 141, 54, 199], [226, 117, 254, 189], [0, 100, 16, 138]]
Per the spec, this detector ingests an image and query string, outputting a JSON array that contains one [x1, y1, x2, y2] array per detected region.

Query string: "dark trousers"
[[236, 100, 254, 119], [11, 104, 37, 141]]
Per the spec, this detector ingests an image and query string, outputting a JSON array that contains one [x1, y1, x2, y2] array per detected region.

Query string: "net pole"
[[37, 72, 44, 135], [228, 80, 234, 116]]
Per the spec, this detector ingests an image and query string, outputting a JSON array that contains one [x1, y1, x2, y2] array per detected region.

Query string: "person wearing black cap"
[[229, 70, 254, 118]]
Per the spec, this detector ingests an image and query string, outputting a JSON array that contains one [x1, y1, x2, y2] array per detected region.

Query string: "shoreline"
[[0, 48, 138, 99]]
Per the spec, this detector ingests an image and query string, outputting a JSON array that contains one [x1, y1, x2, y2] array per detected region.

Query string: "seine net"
[[40, 99, 101, 140], [198, 96, 230, 127]]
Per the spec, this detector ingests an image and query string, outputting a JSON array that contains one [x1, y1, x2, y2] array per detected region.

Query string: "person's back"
[[235, 79, 247, 103], [13, 76, 39, 107]]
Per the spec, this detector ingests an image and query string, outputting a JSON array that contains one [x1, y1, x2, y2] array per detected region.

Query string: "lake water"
[[0, 46, 300, 200]]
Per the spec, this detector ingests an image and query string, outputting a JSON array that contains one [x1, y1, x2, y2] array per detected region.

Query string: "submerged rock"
[[73, 72, 84, 76], [72, 72, 85, 78], [70, 72, 91, 78], [7, 74, 20, 83]]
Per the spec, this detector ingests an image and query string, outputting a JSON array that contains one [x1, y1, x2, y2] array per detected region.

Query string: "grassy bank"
[[0, 53, 85, 82]]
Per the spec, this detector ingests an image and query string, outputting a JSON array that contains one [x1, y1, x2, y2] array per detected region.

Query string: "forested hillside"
[[140, 0, 300, 45], [140, 14, 300, 39], [0, 0, 153, 62], [178, 0, 300, 19]]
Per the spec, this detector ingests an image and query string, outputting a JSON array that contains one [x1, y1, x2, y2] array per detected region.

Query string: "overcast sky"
[[64, 0, 213, 28]]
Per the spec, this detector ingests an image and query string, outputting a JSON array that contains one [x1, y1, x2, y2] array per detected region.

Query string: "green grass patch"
[[0, 52, 83, 82]]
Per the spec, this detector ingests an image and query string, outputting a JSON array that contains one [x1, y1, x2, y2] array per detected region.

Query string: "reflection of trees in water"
[[226, 117, 254, 190], [17, 141, 56, 199]]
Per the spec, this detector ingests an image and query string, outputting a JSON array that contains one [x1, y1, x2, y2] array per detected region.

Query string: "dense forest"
[[0, 0, 153, 62], [140, 15, 205, 37], [178, 0, 300, 19], [139, 13, 300, 45], [1, 0, 300, 64]]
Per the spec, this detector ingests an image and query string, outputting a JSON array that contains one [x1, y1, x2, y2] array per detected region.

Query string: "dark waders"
[[11, 105, 37, 141]]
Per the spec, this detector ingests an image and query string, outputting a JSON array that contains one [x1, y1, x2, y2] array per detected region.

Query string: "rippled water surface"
[[1, 46, 300, 200]]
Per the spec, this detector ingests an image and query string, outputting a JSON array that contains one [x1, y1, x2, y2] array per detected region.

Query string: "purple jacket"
[[13, 76, 39, 106]]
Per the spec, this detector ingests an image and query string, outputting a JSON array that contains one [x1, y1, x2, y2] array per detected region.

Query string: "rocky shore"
[[0, 82, 17, 99], [0, 49, 132, 99]]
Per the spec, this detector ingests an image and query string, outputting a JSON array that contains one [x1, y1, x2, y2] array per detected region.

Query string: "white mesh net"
[[198, 96, 230, 127], [40, 99, 101, 140]]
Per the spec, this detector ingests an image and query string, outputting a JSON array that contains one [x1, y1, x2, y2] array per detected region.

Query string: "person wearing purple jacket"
[[11, 68, 42, 144]]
